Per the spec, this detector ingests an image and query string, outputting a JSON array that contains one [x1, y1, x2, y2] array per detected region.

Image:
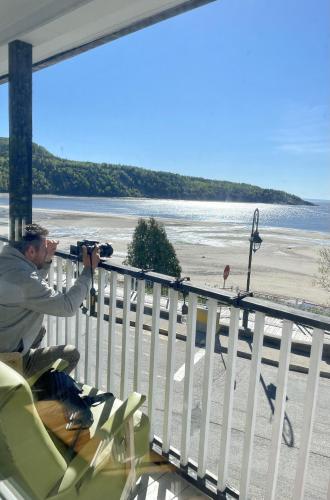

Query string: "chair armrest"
[[27, 358, 69, 387], [0, 352, 23, 374], [0, 353, 69, 387], [53, 392, 146, 496]]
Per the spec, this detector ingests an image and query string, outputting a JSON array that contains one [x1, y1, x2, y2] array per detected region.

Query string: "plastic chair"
[[0, 351, 23, 373], [0, 362, 149, 499]]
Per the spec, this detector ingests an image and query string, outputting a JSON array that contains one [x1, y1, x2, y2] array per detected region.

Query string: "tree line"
[[0, 137, 312, 205]]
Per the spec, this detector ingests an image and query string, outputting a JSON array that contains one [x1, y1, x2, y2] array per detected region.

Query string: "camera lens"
[[99, 243, 113, 258]]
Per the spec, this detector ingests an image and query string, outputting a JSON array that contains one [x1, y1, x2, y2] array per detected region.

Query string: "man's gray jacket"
[[0, 244, 91, 354]]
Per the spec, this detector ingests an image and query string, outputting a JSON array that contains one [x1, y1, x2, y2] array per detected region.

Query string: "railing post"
[[74, 261, 83, 381], [292, 328, 325, 500], [107, 271, 117, 392], [55, 257, 63, 344], [217, 306, 240, 491], [64, 260, 73, 344], [163, 287, 179, 453], [46, 262, 55, 345], [239, 312, 265, 499], [198, 298, 218, 478], [265, 320, 293, 500], [120, 275, 132, 400], [84, 281, 92, 385], [180, 292, 198, 466], [95, 268, 105, 388], [148, 282, 161, 441], [134, 279, 145, 392]]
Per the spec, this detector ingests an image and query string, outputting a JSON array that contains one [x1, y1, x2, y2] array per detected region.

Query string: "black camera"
[[70, 239, 113, 259]]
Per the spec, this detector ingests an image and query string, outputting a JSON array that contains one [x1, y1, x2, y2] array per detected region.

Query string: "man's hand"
[[82, 245, 101, 270], [45, 239, 59, 262]]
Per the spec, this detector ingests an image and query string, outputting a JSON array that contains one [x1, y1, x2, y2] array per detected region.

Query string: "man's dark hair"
[[13, 223, 49, 254]]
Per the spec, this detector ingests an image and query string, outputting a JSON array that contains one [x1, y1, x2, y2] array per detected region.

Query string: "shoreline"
[[0, 193, 317, 205], [1, 207, 327, 306], [0, 204, 329, 240]]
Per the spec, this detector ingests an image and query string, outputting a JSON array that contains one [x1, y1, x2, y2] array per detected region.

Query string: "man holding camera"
[[0, 223, 100, 377]]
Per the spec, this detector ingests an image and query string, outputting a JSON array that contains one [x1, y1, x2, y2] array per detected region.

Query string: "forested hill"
[[0, 138, 312, 205]]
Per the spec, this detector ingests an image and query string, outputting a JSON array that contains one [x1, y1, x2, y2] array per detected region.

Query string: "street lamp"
[[243, 208, 262, 329]]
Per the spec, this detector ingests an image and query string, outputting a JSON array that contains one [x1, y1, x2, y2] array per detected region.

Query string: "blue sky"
[[0, 0, 329, 200]]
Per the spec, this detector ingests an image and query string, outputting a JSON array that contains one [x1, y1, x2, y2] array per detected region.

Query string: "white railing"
[[0, 238, 329, 499]]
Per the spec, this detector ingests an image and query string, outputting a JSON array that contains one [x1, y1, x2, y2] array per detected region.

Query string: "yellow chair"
[[0, 351, 23, 373], [0, 361, 150, 499]]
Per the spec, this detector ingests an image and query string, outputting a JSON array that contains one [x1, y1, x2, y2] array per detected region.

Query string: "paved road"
[[60, 315, 330, 500]]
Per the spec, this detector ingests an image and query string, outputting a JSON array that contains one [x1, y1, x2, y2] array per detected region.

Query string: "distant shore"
[[4, 208, 322, 307]]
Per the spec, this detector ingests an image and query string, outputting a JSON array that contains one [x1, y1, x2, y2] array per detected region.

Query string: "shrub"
[[125, 217, 181, 278]]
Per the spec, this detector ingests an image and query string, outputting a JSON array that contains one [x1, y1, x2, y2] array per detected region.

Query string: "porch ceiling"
[[0, 0, 214, 83]]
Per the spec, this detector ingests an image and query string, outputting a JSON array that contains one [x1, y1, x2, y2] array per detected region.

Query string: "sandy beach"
[[8, 208, 325, 308]]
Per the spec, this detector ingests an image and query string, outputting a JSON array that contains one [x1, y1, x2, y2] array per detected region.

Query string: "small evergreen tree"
[[125, 217, 181, 278]]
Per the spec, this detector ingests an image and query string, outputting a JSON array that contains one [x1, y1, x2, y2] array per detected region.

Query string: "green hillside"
[[0, 138, 312, 205]]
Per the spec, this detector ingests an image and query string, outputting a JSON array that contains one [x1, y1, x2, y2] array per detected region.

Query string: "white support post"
[[55, 257, 63, 344], [239, 312, 265, 500], [64, 260, 73, 344], [292, 328, 325, 500], [217, 307, 240, 491], [107, 271, 117, 392], [148, 282, 161, 441], [47, 262, 55, 345], [163, 288, 179, 453], [95, 268, 105, 388], [180, 292, 198, 466], [134, 279, 145, 392], [198, 298, 218, 478], [120, 275, 131, 400], [265, 320, 293, 500]]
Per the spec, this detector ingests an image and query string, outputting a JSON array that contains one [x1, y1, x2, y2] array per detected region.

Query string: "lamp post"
[[243, 208, 262, 329]]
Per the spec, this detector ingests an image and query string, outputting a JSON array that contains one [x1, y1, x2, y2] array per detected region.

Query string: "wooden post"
[[8, 40, 33, 241]]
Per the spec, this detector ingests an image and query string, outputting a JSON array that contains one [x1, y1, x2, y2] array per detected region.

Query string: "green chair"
[[0, 361, 150, 499]]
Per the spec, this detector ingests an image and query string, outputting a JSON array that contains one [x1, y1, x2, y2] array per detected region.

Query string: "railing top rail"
[[242, 296, 330, 331], [1, 237, 329, 330], [54, 249, 330, 330], [59, 251, 330, 330], [54, 250, 238, 302]]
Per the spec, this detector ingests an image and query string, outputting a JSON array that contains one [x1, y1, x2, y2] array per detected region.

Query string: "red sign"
[[223, 265, 230, 281]]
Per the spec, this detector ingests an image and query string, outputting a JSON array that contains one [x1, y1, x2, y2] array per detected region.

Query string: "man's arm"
[[22, 246, 100, 317], [22, 268, 92, 316]]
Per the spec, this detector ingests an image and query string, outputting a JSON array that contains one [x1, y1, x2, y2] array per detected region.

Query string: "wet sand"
[[18, 208, 327, 307], [0, 206, 329, 306]]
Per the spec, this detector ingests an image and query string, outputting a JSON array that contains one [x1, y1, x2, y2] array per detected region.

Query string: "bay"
[[0, 194, 329, 234]]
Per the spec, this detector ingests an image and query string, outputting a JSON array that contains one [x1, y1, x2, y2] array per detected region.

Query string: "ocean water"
[[0, 196, 329, 248], [0, 194, 329, 232]]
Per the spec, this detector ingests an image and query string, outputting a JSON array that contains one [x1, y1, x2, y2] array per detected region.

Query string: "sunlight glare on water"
[[0, 195, 329, 233]]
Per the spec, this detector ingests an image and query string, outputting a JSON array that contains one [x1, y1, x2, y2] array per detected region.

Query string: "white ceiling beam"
[[0, 0, 215, 83]]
